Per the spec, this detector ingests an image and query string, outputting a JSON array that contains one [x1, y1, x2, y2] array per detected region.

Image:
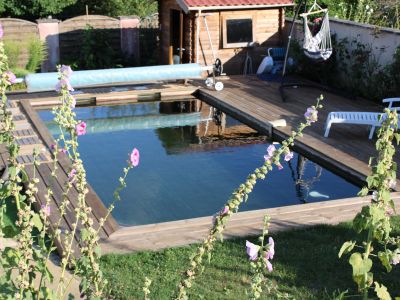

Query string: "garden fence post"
[[37, 18, 60, 72]]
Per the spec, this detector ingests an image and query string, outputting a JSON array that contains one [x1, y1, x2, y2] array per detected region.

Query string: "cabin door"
[[170, 9, 186, 64]]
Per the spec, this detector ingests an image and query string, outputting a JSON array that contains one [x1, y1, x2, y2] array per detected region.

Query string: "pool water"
[[38, 100, 359, 226]]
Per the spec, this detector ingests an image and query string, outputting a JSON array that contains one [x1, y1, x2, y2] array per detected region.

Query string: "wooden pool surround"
[[3, 75, 399, 255]]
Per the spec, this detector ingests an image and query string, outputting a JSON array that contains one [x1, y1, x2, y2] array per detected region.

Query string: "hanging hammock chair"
[[300, 2, 332, 61]]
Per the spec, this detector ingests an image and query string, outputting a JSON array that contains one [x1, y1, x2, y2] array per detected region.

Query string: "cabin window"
[[222, 15, 256, 48]]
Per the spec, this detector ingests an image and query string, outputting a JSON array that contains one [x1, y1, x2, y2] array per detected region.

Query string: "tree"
[[0, 0, 77, 19]]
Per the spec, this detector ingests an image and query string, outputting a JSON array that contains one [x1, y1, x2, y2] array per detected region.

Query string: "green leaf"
[[375, 282, 392, 300], [338, 241, 356, 258], [31, 213, 43, 232], [349, 252, 372, 277], [378, 251, 392, 272], [80, 229, 90, 241]]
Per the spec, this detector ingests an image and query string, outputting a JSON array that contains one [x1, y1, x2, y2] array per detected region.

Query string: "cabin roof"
[[177, 0, 294, 12]]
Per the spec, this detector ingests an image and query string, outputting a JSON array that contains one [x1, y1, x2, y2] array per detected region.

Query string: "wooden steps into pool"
[[0, 100, 119, 258], [100, 193, 400, 254]]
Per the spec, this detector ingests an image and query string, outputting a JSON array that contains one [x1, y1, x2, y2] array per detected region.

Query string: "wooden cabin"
[[157, 0, 294, 74]]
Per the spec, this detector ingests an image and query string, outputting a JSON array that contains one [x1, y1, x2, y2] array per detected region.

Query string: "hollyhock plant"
[[130, 148, 140, 167], [265, 237, 275, 260], [41, 204, 51, 217], [246, 240, 260, 261], [304, 107, 318, 123], [68, 168, 76, 181], [284, 151, 294, 162], [60, 65, 73, 77], [3, 71, 16, 84], [75, 122, 87, 136], [55, 78, 74, 92]]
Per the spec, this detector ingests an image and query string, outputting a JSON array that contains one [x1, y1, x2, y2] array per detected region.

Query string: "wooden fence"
[[0, 14, 159, 72]]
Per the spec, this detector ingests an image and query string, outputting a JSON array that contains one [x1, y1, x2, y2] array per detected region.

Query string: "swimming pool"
[[38, 99, 359, 226]]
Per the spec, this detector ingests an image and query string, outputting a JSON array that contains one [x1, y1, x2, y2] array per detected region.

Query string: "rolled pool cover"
[[25, 64, 205, 93]]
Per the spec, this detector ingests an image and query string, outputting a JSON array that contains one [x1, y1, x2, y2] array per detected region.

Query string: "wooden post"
[[196, 10, 201, 64], [179, 11, 184, 64]]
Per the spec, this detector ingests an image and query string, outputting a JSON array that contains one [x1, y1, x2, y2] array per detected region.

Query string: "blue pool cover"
[[25, 64, 204, 93]]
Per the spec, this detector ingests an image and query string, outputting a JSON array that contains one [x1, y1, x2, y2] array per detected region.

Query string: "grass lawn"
[[100, 216, 400, 299]]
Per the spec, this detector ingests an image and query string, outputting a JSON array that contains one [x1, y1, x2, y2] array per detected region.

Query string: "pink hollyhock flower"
[[130, 148, 140, 167], [284, 152, 294, 162], [221, 206, 229, 215], [0, 24, 3, 39], [246, 240, 260, 261], [3, 71, 16, 84], [41, 204, 51, 217], [60, 65, 73, 77], [276, 163, 284, 170], [59, 148, 67, 154], [265, 259, 273, 272], [267, 145, 276, 157], [55, 78, 74, 92], [68, 169, 76, 181], [264, 154, 271, 162], [75, 122, 87, 136], [265, 237, 275, 260], [304, 107, 318, 123]]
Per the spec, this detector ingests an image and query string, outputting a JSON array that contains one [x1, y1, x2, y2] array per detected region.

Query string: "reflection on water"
[[37, 99, 359, 226]]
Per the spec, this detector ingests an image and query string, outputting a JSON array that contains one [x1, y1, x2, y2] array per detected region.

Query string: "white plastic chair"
[[324, 98, 400, 139]]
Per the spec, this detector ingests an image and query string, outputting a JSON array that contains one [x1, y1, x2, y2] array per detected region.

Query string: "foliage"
[[0, 0, 77, 19], [290, 37, 400, 103], [63, 0, 158, 18], [0, 0, 158, 20], [339, 109, 400, 299], [293, 0, 400, 29], [26, 36, 47, 73], [3, 36, 46, 76], [100, 220, 400, 299]]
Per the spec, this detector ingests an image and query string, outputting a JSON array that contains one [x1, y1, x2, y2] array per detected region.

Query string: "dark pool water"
[[38, 100, 359, 226]]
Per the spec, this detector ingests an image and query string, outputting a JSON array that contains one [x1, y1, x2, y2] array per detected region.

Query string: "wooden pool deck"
[[196, 75, 400, 188], [3, 75, 400, 255]]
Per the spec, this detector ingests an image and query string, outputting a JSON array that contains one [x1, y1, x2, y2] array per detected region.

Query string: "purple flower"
[[0, 24, 3, 39], [3, 71, 16, 84], [55, 78, 74, 92], [265, 259, 273, 272], [60, 65, 73, 77], [68, 168, 76, 181], [221, 206, 229, 215], [41, 204, 51, 217], [75, 122, 87, 136], [50, 144, 56, 151], [284, 152, 294, 162], [390, 253, 400, 265], [267, 145, 276, 156], [246, 240, 260, 261], [59, 148, 67, 154], [265, 237, 275, 260], [130, 148, 140, 167], [304, 107, 318, 123]]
